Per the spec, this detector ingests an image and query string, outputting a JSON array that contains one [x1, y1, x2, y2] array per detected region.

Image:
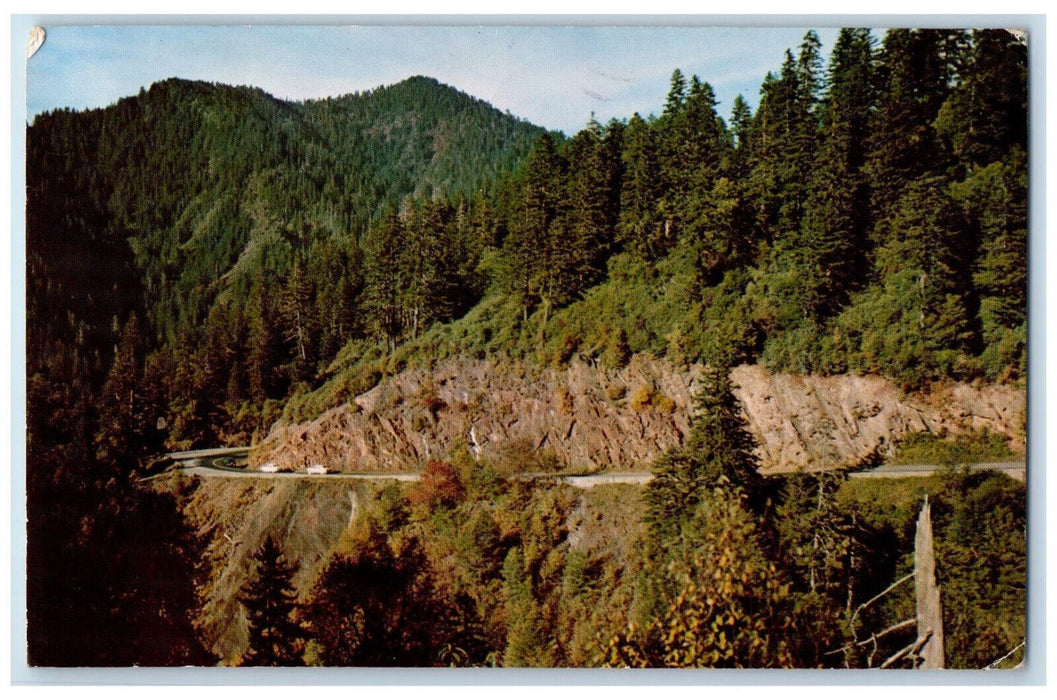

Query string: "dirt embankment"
[[254, 356, 1025, 474]]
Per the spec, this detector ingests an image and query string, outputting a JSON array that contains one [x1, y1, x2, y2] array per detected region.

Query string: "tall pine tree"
[[798, 28, 876, 319], [239, 537, 307, 666], [644, 364, 762, 546]]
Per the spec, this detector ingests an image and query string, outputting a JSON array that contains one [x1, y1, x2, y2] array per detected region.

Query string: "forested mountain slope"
[[25, 28, 1028, 668], [28, 30, 1027, 459], [25, 74, 545, 665], [270, 28, 1027, 447], [28, 75, 547, 450]]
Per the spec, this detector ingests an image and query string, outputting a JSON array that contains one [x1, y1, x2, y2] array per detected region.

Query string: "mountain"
[[27, 75, 548, 444], [24, 74, 548, 666]]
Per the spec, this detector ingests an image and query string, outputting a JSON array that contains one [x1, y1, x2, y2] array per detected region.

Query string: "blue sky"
[[27, 24, 842, 134]]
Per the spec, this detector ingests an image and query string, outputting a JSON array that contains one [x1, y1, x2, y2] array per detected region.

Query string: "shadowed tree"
[[239, 537, 306, 666]]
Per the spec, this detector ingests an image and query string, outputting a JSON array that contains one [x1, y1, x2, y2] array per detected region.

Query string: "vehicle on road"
[[259, 463, 280, 473], [306, 464, 328, 475]]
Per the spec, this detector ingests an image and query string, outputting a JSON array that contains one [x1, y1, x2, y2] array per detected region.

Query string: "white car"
[[259, 463, 279, 473], [306, 464, 328, 475]]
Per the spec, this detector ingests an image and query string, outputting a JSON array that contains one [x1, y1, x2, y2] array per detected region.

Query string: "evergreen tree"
[[95, 312, 150, 463], [935, 29, 1027, 171], [245, 278, 284, 402], [746, 45, 817, 247], [560, 118, 620, 298], [644, 364, 762, 545], [866, 29, 966, 219], [797, 30, 826, 111], [363, 211, 406, 351], [305, 528, 448, 666], [677, 77, 725, 226], [797, 28, 876, 319], [663, 68, 687, 119], [279, 256, 320, 384], [937, 30, 1028, 379], [955, 151, 1027, 379], [501, 546, 553, 666], [239, 537, 306, 666], [836, 176, 977, 383], [501, 132, 565, 318], [617, 113, 667, 260], [726, 94, 754, 180], [774, 471, 876, 605], [305, 236, 363, 362]]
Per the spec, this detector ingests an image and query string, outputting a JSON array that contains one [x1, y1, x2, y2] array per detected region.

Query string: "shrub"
[[891, 429, 1016, 466], [408, 460, 465, 509], [629, 385, 653, 411], [653, 393, 676, 414], [423, 395, 448, 417], [411, 413, 431, 432]]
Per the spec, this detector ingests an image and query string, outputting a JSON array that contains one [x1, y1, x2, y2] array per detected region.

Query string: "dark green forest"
[[26, 28, 1027, 667]]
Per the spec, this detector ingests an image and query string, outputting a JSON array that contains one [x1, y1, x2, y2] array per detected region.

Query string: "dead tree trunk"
[[914, 495, 945, 669]]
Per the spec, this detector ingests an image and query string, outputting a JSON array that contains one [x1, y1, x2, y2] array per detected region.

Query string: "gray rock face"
[[253, 356, 1025, 474]]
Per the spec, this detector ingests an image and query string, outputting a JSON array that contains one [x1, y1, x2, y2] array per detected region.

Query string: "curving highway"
[[157, 447, 1025, 487]]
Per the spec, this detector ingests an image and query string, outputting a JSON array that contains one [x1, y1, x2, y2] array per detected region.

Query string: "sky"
[[26, 23, 842, 134]]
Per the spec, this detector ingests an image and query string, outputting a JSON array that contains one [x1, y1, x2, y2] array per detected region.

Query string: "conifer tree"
[[935, 29, 1027, 170], [937, 30, 1028, 379], [960, 153, 1027, 378], [798, 28, 875, 319], [644, 364, 762, 545], [279, 256, 318, 383], [726, 95, 754, 180], [797, 30, 825, 111], [866, 29, 965, 218], [239, 536, 306, 666], [305, 528, 448, 666], [617, 113, 666, 260], [501, 546, 553, 667], [663, 68, 687, 120], [837, 176, 977, 382], [245, 278, 283, 402], [561, 118, 619, 298], [501, 133, 565, 318], [746, 44, 817, 247], [363, 211, 406, 351]]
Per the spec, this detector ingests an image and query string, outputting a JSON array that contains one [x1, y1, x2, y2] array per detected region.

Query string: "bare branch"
[[850, 572, 914, 630], [984, 641, 1025, 670], [881, 629, 933, 669], [823, 617, 916, 657]]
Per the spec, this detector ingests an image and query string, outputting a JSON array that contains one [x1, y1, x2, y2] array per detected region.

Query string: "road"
[[847, 460, 1026, 482], [176, 466, 421, 482], [161, 447, 1025, 487], [172, 464, 649, 488]]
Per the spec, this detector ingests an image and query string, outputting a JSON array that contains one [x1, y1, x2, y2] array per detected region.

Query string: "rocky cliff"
[[253, 356, 1025, 474]]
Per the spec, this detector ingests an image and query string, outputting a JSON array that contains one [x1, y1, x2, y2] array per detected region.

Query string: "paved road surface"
[[847, 461, 1025, 482], [173, 465, 649, 488], [176, 466, 421, 482], [163, 448, 1026, 487]]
